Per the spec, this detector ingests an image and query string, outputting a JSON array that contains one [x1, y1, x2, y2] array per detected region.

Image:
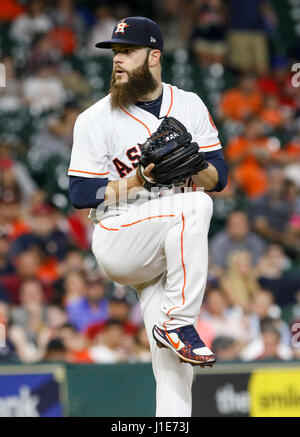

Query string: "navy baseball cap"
[[95, 16, 164, 52]]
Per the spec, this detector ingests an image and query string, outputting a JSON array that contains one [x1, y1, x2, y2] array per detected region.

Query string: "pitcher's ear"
[[148, 49, 162, 67]]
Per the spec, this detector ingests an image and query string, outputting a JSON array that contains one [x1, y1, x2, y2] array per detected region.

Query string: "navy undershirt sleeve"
[[204, 149, 228, 192], [69, 176, 109, 209]]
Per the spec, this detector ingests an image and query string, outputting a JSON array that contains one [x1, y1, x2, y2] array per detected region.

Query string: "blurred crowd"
[[0, 0, 300, 365]]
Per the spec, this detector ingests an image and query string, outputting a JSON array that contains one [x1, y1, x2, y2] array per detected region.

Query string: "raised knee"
[[183, 191, 213, 217], [195, 191, 213, 211]]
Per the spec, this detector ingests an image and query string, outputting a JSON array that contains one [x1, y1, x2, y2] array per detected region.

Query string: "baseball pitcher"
[[68, 16, 228, 417]]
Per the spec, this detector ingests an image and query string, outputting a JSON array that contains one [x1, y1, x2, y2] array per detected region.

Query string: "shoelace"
[[181, 325, 206, 349]]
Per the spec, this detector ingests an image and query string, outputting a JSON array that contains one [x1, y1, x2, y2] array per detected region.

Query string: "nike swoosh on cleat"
[[165, 331, 180, 349]]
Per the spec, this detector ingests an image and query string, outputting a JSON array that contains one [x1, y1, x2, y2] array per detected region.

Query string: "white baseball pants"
[[92, 191, 213, 416]]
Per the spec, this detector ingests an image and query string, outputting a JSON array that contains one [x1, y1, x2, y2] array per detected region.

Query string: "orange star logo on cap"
[[115, 19, 130, 34]]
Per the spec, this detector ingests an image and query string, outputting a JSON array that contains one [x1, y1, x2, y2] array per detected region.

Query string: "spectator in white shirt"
[[10, 0, 52, 47], [87, 5, 116, 57], [88, 320, 131, 364], [22, 60, 66, 114]]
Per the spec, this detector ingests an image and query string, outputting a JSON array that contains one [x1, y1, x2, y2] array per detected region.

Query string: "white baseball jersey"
[[68, 82, 221, 219]]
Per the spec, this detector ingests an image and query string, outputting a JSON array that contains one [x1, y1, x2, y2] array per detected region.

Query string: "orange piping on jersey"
[[99, 222, 119, 231], [180, 212, 187, 305], [121, 214, 174, 227], [99, 214, 174, 231], [165, 85, 173, 116], [199, 142, 220, 149], [208, 110, 217, 130], [68, 169, 109, 176], [163, 212, 186, 333], [119, 106, 151, 136]]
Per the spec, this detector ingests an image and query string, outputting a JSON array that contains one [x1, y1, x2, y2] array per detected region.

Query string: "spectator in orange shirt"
[[0, 230, 15, 275], [220, 73, 263, 121], [226, 117, 280, 197], [57, 323, 93, 363], [1, 247, 54, 303], [0, 0, 24, 21], [284, 124, 300, 160], [285, 140, 300, 158], [260, 95, 286, 129], [9, 203, 69, 268], [0, 188, 30, 241]]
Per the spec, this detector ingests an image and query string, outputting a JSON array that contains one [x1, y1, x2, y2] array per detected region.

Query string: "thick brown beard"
[[110, 54, 158, 109]]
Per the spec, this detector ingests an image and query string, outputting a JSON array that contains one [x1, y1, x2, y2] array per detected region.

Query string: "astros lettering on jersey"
[[68, 82, 221, 219]]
